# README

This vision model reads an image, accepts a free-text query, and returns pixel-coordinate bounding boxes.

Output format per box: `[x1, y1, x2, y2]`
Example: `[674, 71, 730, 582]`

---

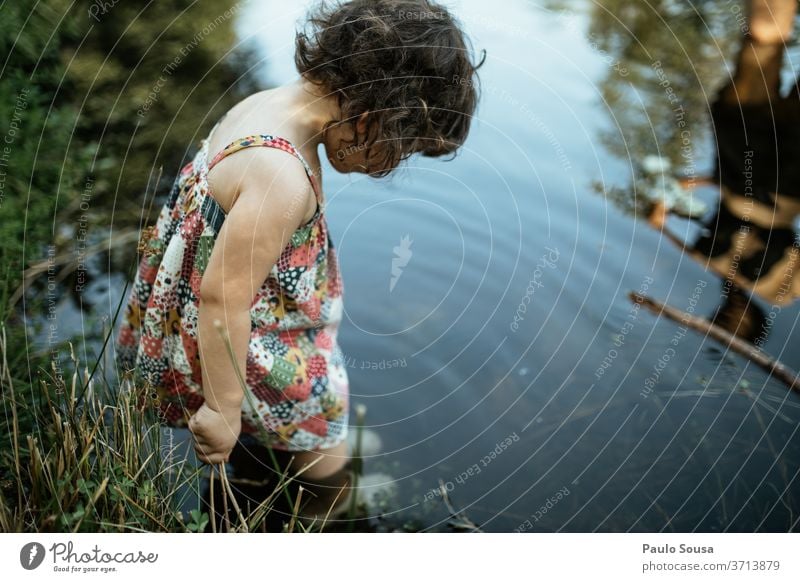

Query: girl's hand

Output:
[188, 402, 242, 465]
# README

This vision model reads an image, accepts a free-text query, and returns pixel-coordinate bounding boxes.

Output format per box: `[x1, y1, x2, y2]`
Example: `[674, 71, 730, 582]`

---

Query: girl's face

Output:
[322, 115, 396, 175]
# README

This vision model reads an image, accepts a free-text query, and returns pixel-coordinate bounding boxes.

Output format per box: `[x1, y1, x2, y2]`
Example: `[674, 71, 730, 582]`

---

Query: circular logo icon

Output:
[20, 542, 46, 570]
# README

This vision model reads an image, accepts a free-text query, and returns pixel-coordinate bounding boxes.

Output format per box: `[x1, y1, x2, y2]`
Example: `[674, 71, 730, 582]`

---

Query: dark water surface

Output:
[61, 0, 800, 531]
[232, 0, 800, 531]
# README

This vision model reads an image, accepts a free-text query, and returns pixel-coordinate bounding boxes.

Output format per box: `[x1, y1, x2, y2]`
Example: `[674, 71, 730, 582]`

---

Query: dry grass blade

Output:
[318, 483, 348, 533]
[288, 485, 304, 533]
[72, 476, 110, 532]
[438, 479, 483, 532]
[209, 467, 217, 534]
[218, 463, 248, 532]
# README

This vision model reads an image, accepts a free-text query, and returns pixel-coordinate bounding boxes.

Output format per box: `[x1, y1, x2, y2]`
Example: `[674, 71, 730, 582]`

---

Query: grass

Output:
[0, 0, 350, 534]
[0, 325, 195, 532]
[0, 194, 365, 533]
[0, 315, 335, 533]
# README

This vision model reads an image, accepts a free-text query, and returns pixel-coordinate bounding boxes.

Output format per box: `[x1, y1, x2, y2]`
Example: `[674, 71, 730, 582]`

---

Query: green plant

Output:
[0, 320, 308, 532]
[186, 509, 209, 532]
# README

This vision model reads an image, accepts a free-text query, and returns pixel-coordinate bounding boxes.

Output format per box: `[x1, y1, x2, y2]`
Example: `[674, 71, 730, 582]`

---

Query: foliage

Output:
[544, 0, 746, 215]
[0, 335, 198, 532]
[583, 0, 740, 166]
[0, 0, 264, 533]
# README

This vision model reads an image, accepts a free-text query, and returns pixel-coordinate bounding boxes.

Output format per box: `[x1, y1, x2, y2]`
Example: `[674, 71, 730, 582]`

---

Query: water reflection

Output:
[44, 0, 800, 532]
[647, 1, 800, 342]
[126, 0, 800, 533]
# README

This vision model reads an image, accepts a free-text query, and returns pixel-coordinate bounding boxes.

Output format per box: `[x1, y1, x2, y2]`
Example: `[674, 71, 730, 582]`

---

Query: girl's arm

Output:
[189, 154, 315, 464]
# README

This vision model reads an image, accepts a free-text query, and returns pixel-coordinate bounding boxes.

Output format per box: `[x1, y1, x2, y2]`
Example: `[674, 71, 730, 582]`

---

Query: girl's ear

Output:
[356, 111, 369, 137]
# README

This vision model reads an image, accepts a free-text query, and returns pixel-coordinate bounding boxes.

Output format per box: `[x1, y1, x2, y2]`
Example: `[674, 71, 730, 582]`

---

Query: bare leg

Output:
[720, 0, 797, 106]
[199, 435, 352, 532]
[286, 440, 349, 481]
[274, 440, 352, 522]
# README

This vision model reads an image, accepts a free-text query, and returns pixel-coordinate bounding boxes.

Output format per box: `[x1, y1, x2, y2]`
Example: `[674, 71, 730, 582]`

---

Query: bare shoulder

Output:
[199, 148, 316, 304]
[208, 145, 317, 225]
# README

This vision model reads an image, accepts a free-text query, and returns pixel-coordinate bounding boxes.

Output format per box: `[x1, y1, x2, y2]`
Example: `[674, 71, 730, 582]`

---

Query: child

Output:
[115, 0, 483, 483]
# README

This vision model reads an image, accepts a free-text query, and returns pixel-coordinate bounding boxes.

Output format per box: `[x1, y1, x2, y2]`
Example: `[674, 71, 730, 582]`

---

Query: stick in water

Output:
[630, 292, 800, 393]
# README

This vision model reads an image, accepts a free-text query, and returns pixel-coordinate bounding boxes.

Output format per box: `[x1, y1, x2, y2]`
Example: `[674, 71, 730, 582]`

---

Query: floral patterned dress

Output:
[114, 125, 349, 452]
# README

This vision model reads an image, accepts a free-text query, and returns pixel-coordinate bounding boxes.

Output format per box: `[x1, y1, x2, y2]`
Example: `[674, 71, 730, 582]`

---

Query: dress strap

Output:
[206, 134, 320, 201]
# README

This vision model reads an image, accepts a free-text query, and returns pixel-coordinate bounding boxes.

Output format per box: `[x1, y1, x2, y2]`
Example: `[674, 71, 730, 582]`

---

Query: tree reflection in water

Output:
[548, 0, 799, 344]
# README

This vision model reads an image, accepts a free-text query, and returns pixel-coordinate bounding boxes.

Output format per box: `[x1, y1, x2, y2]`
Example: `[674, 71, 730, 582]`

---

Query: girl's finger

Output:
[191, 435, 211, 448]
[197, 451, 227, 465]
[194, 442, 218, 457]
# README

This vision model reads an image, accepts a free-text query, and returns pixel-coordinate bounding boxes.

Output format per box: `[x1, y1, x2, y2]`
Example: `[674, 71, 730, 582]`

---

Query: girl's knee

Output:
[292, 440, 349, 482]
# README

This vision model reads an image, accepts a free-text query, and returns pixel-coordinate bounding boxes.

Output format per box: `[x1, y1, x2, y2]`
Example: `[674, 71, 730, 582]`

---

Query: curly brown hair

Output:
[295, 0, 485, 176]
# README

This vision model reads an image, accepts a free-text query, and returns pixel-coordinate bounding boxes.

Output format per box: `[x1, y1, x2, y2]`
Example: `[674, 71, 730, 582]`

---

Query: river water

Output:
[69, 0, 800, 531]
